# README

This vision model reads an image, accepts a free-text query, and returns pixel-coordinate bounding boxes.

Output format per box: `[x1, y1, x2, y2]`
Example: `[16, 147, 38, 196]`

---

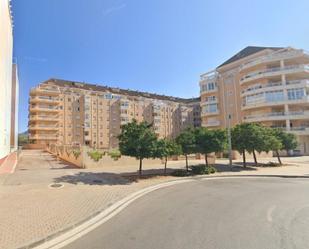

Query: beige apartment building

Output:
[200, 46, 309, 155]
[29, 79, 200, 149]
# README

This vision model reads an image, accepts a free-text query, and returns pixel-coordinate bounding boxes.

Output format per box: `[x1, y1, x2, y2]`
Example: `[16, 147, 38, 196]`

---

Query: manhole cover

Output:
[49, 183, 64, 189]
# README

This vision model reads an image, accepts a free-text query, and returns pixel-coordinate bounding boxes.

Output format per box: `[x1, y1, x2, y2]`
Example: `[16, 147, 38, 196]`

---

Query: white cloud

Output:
[103, 3, 126, 16]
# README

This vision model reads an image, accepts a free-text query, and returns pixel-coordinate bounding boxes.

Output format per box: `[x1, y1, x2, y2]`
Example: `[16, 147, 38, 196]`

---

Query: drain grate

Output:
[49, 183, 64, 189]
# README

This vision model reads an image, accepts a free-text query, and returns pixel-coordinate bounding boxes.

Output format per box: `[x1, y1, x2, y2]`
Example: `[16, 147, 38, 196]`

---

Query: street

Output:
[65, 177, 309, 249]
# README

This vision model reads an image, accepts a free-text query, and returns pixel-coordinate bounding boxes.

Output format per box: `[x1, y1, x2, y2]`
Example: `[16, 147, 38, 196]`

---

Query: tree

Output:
[195, 128, 226, 167]
[176, 128, 196, 171]
[18, 131, 29, 146]
[273, 129, 298, 155]
[155, 139, 182, 174]
[232, 124, 246, 167]
[261, 127, 283, 165]
[118, 119, 157, 176]
[231, 123, 265, 167]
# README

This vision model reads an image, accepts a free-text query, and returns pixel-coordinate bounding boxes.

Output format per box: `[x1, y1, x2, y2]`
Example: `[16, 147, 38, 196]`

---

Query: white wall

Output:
[0, 0, 13, 159]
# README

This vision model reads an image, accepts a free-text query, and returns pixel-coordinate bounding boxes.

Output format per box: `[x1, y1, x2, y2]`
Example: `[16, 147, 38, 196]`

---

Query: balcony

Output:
[30, 96, 60, 104]
[242, 95, 309, 110]
[204, 120, 221, 127]
[30, 105, 59, 113]
[29, 125, 59, 131]
[240, 50, 306, 71]
[241, 79, 309, 97]
[243, 110, 309, 122]
[200, 70, 218, 81]
[30, 87, 60, 96]
[201, 110, 220, 117]
[240, 64, 309, 84]
[289, 127, 309, 135]
[29, 115, 59, 122]
[29, 134, 58, 140]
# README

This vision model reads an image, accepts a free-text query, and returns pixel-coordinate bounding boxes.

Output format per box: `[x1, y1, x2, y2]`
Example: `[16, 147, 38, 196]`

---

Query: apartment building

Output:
[200, 46, 309, 155]
[29, 79, 200, 149]
[0, 0, 14, 161]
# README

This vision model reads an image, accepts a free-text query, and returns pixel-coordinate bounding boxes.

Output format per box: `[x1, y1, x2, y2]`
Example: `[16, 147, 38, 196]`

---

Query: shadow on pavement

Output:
[53, 172, 133, 186]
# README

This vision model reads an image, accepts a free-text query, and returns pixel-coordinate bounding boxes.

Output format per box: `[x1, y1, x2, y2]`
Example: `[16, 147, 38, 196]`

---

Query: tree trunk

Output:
[242, 149, 247, 168]
[205, 154, 209, 167]
[164, 156, 167, 174]
[185, 154, 189, 172]
[276, 150, 282, 165]
[252, 150, 258, 166]
[139, 158, 143, 177]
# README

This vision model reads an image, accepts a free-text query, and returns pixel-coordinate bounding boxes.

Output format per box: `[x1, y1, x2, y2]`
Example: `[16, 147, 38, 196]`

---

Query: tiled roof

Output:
[42, 78, 200, 104]
[217, 46, 283, 68]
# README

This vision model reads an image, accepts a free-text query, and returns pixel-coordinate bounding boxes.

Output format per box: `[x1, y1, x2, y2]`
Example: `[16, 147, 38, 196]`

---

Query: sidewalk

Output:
[0, 150, 309, 249]
[0, 151, 18, 175]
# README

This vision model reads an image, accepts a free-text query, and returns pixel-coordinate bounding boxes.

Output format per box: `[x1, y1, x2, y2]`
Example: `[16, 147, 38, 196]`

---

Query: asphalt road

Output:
[64, 177, 309, 249]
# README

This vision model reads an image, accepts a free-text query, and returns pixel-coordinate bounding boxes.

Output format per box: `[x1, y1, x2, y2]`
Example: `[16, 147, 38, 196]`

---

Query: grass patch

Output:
[87, 150, 104, 162]
[108, 149, 121, 160]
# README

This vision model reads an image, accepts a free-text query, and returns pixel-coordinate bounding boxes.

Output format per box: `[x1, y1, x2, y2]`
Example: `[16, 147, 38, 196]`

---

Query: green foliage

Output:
[118, 119, 158, 175]
[232, 123, 265, 154]
[190, 164, 216, 175]
[171, 169, 190, 177]
[273, 129, 298, 153]
[118, 119, 157, 160]
[263, 161, 281, 167]
[175, 127, 196, 155]
[18, 132, 29, 146]
[194, 127, 226, 166]
[260, 127, 282, 153]
[195, 128, 227, 154]
[73, 150, 81, 159]
[176, 127, 196, 171]
[87, 150, 104, 162]
[108, 149, 121, 160]
[154, 139, 182, 159]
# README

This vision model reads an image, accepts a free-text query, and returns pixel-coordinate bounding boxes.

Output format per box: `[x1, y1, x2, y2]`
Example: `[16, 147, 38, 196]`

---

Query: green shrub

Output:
[73, 150, 81, 159]
[108, 149, 121, 160]
[87, 150, 104, 162]
[190, 164, 217, 175]
[264, 161, 281, 167]
[208, 165, 217, 174]
[171, 169, 190, 177]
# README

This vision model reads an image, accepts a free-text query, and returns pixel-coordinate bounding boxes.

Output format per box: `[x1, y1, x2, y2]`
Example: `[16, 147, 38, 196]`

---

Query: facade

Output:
[200, 46, 309, 155]
[29, 79, 200, 149]
[10, 63, 19, 150]
[0, 0, 14, 160]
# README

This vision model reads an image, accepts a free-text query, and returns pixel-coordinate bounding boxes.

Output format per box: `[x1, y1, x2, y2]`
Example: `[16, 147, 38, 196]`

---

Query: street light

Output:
[227, 114, 233, 169]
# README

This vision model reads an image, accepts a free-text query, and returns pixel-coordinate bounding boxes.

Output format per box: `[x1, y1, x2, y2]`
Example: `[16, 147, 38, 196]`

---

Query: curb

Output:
[20, 174, 308, 249]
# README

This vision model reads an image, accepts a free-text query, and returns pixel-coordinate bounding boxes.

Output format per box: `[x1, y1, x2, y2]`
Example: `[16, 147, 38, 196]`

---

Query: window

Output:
[201, 82, 217, 92]
[265, 90, 284, 102]
[208, 82, 215, 90]
[288, 88, 304, 100]
[203, 103, 218, 113]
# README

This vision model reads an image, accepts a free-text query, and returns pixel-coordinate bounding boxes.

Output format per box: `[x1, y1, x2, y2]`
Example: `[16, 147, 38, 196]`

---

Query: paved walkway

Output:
[0, 150, 309, 249]
[0, 151, 18, 175]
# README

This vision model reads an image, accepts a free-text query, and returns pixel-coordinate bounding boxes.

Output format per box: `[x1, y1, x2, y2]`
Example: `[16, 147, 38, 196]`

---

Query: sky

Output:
[12, 0, 309, 132]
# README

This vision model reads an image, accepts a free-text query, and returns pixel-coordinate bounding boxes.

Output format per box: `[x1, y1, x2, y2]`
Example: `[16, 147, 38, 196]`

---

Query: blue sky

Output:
[12, 0, 309, 132]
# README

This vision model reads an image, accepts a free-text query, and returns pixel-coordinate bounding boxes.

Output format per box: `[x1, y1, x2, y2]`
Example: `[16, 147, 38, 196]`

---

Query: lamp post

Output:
[227, 114, 233, 169]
